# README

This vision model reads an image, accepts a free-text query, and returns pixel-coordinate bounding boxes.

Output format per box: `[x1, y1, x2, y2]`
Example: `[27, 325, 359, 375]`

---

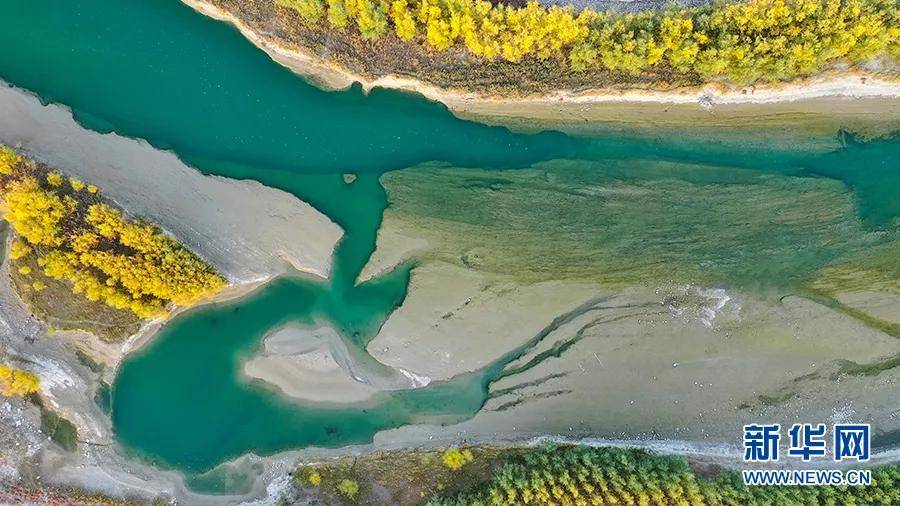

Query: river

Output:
[1, 0, 898, 484]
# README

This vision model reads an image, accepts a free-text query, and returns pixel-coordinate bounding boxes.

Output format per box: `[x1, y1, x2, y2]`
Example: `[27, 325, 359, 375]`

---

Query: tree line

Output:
[428, 445, 899, 505]
[0, 146, 225, 319]
[275, 0, 899, 83]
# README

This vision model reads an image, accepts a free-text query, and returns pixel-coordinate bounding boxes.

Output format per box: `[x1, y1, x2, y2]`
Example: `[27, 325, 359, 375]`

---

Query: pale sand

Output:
[836, 291, 900, 325]
[115, 277, 271, 373]
[454, 95, 900, 152]
[243, 324, 379, 403]
[0, 82, 342, 284]
[360, 217, 606, 381]
[360, 168, 899, 447]
[183, 0, 900, 137]
[0, 81, 345, 502]
[374, 285, 900, 449]
[357, 227, 429, 284]
[367, 261, 602, 381]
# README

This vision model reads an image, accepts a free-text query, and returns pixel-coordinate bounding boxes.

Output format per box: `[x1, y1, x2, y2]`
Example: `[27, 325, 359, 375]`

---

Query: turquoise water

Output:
[1, 0, 898, 478]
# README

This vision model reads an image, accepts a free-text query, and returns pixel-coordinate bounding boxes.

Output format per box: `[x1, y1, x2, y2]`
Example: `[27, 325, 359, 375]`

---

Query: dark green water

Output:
[1, 0, 898, 479]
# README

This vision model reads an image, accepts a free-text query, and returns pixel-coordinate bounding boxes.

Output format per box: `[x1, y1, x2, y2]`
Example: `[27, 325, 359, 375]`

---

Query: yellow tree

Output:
[391, 0, 418, 41]
[327, 0, 351, 28]
[0, 364, 40, 397]
[0, 146, 21, 175]
[421, 0, 455, 51]
[2, 177, 75, 247]
[9, 240, 32, 260]
[277, 0, 326, 23]
[350, 0, 389, 39]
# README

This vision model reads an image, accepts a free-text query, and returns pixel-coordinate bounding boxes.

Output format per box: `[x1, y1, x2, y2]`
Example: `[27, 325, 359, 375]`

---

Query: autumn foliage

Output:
[443, 448, 474, 470]
[0, 146, 225, 319]
[0, 364, 40, 397]
[274, 0, 899, 84]
[429, 445, 900, 505]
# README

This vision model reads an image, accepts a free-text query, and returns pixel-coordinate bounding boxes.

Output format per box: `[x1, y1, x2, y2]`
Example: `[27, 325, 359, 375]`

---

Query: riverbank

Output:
[287, 443, 900, 505]
[0, 2, 897, 502]
[242, 324, 381, 403]
[0, 82, 343, 286]
[0, 81, 344, 503]
[357, 160, 900, 447]
[182, 0, 900, 139]
[0, 78, 351, 370]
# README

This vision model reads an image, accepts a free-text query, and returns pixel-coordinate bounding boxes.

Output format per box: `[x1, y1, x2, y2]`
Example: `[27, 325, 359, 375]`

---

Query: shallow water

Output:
[1, 0, 898, 480]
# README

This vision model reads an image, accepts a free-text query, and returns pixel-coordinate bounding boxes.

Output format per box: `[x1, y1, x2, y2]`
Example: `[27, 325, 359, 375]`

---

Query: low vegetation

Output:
[10, 249, 144, 340]
[0, 146, 225, 323]
[289, 444, 898, 505]
[0, 483, 147, 506]
[273, 0, 899, 85]
[291, 446, 515, 504]
[31, 394, 79, 452]
[1, 359, 77, 452]
[429, 445, 899, 505]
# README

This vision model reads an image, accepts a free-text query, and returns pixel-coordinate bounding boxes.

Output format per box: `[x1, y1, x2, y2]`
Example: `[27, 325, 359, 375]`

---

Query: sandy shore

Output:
[243, 324, 380, 403]
[0, 232, 284, 505]
[0, 79, 343, 373]
[4, 240, 898, 505]
[357, 161, 900, 455]
[365, 257, 900, 450]
[367, 261, 603, 381]
[0, 81, 343, 503]
[0, 82, 342, 285]
[118, 276, 273, 372]
[0, 4, 897, 500]
[182, 0, 900, 139]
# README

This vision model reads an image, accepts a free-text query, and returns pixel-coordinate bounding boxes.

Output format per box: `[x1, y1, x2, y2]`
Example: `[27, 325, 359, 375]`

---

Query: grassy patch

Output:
[74, 348, 106, 374]
[292, 446, 516, 505]
[803, 289, 900, 339]
[31, 394, 79, 452]
[378, 162, 881, 290]
[836, 353, 900, 378]
[10, 249, 142, 342]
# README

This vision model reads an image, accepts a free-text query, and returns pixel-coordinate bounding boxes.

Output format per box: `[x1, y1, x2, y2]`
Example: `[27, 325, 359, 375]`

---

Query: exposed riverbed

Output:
[0, 0, 898, 501]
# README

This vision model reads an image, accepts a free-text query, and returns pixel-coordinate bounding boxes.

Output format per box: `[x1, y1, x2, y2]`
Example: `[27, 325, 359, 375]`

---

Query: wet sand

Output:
[1, 8, 898, 499]
[0, 82, 342, 285]
[368, 261, 602, 381]
[363, 255, 900, 453]
[0, 82, 343, 503]
[357, 162, 900, 456]
[243, 325, 380, 403]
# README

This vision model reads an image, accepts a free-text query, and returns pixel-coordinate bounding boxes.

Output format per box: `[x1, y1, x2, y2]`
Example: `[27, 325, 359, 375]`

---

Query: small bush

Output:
[442, 448, 473, 470]
[337, 479, 359, 499]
